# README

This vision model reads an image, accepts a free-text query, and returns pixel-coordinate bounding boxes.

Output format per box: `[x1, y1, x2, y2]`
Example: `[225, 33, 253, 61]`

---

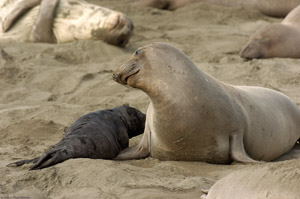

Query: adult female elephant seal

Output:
[7, 105, 145, 170]
[240, 4, 300, 59]
[201, 159, 300, 199]
[112, 42, 300, 163]
[133, 0, 300, 17]
[0, 0, 134, 46]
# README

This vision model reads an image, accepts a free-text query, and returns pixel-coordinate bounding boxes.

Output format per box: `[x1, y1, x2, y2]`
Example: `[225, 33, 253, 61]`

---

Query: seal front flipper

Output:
[114, 143, 149, 160]
[32, 0, 59, 43]
[115, 126, 150, 160]
[7, 157, 40, 167]
[2, 0, 41, 32]
[229, 134, 258, 163]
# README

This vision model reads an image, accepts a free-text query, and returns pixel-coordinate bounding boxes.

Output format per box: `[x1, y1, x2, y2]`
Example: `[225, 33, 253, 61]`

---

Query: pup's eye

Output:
[135, 49, 142, 55]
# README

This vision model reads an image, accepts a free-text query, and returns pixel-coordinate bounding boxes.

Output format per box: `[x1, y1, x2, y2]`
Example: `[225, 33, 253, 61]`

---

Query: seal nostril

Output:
[112, 73, 119, 81]
[118, 39, 125, 46]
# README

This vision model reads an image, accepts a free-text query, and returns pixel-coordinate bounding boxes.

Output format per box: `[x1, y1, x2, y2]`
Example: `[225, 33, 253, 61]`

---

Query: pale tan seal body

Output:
[133, 0, 300, 17]
[240, 4, 300, 59]
[201, 160, 300, 199]
[112, 42, 300, 163]
[0, 0, 134, 46]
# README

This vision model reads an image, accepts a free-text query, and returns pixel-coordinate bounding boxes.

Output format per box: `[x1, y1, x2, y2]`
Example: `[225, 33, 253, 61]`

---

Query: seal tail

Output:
[29, 146, 71, 170]
[7, 157, 40, 167]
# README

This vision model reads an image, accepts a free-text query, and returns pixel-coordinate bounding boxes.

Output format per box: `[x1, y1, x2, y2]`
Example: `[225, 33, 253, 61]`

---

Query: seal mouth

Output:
[240, 41, 264, 60]
[104, 14, 134, 47]
[124, 69, 140, 84]
[113, 67, 140, 85]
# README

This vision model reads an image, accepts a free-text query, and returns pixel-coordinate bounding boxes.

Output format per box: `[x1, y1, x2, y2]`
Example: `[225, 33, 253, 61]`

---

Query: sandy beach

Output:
[1, 0, 300, 198]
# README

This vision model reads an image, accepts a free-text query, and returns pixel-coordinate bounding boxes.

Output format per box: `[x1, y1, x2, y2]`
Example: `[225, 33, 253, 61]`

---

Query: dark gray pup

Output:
[7, 105, 145, 170]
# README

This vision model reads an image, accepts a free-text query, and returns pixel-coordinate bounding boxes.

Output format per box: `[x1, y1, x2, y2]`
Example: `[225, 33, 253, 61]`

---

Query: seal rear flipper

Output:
[30, 147, 70, 170]
[32, 0, 59, 43]
[2, 0, 41, 32]
[7, 157, 40, 167]
[229, 134, 258, 163]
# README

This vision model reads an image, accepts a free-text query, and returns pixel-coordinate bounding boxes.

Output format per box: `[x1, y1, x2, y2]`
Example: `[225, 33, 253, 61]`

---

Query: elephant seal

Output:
[201, 159, 300, 199]
[240, 4, 300, 59]
[0, 0, 134, 46]
[133, 0, 300, 17]
[112, 42, 300, 163]
[7, 105, 145, 170]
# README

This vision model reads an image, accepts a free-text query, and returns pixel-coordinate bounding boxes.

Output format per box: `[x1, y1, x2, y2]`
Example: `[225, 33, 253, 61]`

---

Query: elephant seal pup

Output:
[201, 160, 300, 199]
[133, 0, 300, 17]
[0, 0, 134, 46]
[240, 4, 300, 59]
[112, 42, 300, 163]
[7, 105, 145, 170]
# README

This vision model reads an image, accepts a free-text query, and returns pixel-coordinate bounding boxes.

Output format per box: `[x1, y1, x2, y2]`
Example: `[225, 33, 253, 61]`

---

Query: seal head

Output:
[113, 48, 145, 86]
[240, 23, 300, 59]
[92, 13, 134, 47]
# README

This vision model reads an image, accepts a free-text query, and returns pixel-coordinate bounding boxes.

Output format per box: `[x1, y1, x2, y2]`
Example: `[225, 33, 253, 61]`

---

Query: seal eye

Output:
[135, 49, 142, 55]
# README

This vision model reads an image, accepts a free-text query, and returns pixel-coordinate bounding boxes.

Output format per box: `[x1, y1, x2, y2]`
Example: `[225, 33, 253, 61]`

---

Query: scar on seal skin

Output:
[0, 0, 134, 46]
[7, 105, 145, 170]
[112, 42, 300, 163]
[240, 4, 300, 59]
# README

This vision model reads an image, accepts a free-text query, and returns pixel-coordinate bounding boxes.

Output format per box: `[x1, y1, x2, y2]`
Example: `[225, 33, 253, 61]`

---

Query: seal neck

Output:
[144, 66, 223, 111]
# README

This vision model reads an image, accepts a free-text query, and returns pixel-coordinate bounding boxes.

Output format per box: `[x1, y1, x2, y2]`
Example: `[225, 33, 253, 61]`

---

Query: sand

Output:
[1, 0, 300, 198]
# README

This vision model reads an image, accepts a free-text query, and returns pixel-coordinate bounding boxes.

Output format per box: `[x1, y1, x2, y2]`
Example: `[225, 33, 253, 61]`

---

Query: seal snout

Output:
[112, 66, 128, 85]
[240, 42, 263, 60]
[104, 13, 134, 47]
[112, 72, 122, 83]
[113, 61, 139, 85]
